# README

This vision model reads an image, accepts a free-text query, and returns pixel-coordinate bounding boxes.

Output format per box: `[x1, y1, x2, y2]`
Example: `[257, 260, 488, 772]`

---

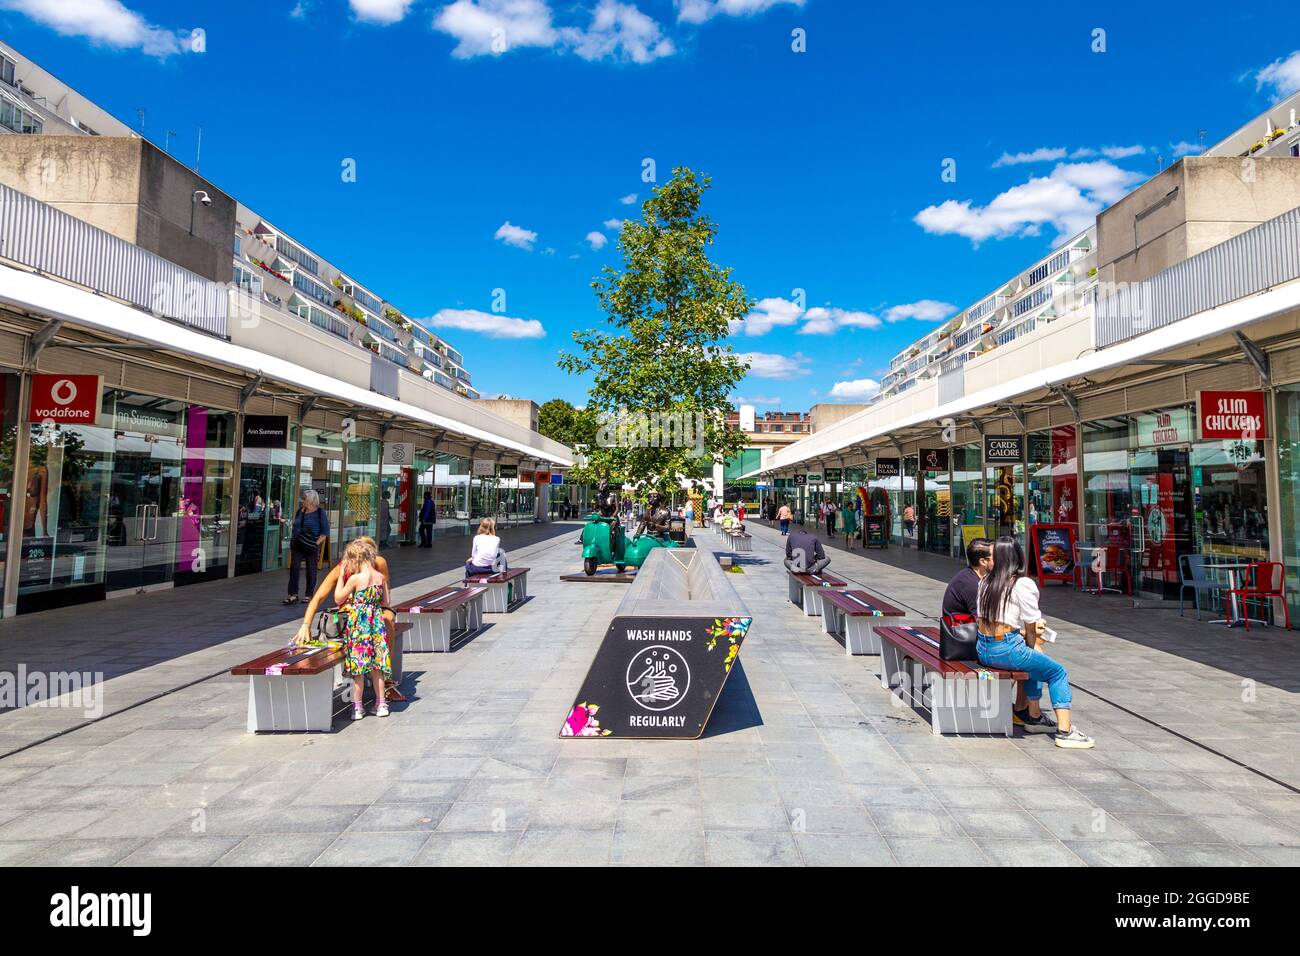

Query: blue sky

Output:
[3, 0, 1300, 408]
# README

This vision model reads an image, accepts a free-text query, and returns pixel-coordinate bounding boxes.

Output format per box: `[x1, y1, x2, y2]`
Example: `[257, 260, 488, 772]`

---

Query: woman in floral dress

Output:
[334, 538, 392, 720]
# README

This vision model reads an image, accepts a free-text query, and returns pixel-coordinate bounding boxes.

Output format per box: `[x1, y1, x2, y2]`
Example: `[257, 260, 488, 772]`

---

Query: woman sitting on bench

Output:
[977, 536, 1095, 750]
[465, 517, 504, 576]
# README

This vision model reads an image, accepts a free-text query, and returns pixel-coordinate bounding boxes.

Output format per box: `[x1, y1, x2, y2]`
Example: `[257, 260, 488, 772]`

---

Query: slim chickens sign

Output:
[27, 374, 102, 425]
[1197, 391, 1267, 441]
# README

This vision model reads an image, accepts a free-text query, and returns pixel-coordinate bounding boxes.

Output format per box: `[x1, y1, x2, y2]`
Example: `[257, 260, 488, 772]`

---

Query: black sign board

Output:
[497, 464, 518, 479]
[242, 415, 290, 449]
[793, 474, 807, 486]
[874, 457, 901, 478]
[823, 467, 843, 482]
[559, 615, 752, 739]
[1028, 433, 1052, 462]
[864, 514, 889, 548]
[983, 434, 1025, 464]
[918, 447, 949, 471]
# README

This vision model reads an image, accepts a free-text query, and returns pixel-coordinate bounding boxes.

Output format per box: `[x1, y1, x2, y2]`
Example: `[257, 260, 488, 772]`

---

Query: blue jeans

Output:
[977, 630, 1072, 710]
[779, 519, 790, 535]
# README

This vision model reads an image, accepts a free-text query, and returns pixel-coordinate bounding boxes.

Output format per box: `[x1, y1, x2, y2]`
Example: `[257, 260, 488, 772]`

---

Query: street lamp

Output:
[189, 189, 211, 236]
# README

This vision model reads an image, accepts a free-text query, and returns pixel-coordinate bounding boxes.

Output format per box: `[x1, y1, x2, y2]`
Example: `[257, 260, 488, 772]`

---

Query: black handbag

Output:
[293, 509, 323, 555]
[939, 612, 979, 661]
[312, 606, 345, 642]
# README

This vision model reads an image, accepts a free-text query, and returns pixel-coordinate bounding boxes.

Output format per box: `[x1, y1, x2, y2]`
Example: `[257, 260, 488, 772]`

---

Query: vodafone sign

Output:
[1197, 390, 1268, 441]
[28, 374, 103, 425]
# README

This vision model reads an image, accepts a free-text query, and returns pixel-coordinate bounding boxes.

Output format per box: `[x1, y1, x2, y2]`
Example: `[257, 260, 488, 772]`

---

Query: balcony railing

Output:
[1095, 205, 1300, 348]
[0, 182, 229, 336]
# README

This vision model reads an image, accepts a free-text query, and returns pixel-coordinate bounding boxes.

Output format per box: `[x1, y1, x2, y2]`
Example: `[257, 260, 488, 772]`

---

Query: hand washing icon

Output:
[626, 646, 689, 711]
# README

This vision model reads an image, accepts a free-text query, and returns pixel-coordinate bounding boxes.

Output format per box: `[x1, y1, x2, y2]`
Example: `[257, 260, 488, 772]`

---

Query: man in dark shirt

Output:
[786, 526, 829, 574]
[942, 537, 993, 618]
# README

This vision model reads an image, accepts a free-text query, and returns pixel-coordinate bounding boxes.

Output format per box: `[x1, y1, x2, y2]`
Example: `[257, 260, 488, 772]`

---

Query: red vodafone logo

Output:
[28, 374, 102, 425]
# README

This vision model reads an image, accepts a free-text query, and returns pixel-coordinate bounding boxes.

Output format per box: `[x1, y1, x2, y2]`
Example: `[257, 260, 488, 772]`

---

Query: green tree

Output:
[537, 398, 600, 484]
[558, 167, 750, 500]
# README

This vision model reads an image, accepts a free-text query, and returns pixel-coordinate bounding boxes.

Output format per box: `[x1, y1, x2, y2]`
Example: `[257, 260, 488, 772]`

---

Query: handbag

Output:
[939, 612, 979, 661]
[293, 509, 323, 555]
[312, 605, 345, 642]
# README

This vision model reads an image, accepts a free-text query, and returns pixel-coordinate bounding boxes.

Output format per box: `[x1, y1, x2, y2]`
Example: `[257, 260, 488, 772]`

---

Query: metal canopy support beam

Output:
[1234, 331, 1270, 384]
[1002, 404, 1027, 430]
[298, 396, 318, 421]
[25, 319, 64, 366]
[239, 372, 264, 409]
[1053, 385, 1081, 421]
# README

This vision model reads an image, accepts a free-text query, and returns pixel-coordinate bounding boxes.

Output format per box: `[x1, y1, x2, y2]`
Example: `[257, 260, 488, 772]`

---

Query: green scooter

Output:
[578, 485, 678, 576]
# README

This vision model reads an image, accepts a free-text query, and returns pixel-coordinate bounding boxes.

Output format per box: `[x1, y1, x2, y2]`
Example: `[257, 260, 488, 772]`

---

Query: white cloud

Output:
[914, 160, 1144, 244]
[585, 230, 608, 250]
[829, 378, 881, 401]
[426, 308, 545, 339]
[740, 297, 804, 336]
[993, 147, 1067, 167]
[732, 394, 782, 405]
[603, 218, 625, 229]
[619, 193, 638, 204]
[494, 220, 538, 250]
[1100, 144, 1146, 160]
[799, 306, 881, 335]
[883, 299, 957, 323]
[349, 0, 415, 24]
[561, 0, 674, 64]
[677, 0, 804, 24]
[289, 2, 310, 18]
[739, 351, 811, 379]
[1170, 140, 1201, 158]
[433, 0, 558, 58]
[1256, 50, 1300, 102]
[0, 0, 190, 56]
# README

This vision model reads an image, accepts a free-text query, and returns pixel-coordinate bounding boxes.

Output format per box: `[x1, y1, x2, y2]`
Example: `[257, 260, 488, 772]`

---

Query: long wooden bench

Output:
[786, 569, 848, 616]
[726, 529, 752, 552]
[394, 584, 487, 652]
[232, 621, 412, 733]
[820, 589, 908, 655]
[875, 625, 1028, 737]
[463, 567, 529, 613]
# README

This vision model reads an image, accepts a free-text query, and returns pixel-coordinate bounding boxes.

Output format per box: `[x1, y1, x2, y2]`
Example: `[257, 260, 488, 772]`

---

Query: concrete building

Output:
[0, 40, 568, 618]
[748, 89, 1300, 622]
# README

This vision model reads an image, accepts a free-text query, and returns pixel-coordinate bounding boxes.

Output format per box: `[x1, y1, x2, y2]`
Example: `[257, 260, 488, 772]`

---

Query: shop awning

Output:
[0, 264, 573, 468]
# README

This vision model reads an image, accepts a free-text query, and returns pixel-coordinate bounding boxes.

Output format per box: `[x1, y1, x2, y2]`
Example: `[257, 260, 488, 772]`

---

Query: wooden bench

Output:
[464, 567, 529, 613]
[727, 529, 752, 553]
[232, 621, 413, 733]
[394, 585, 487, 652]
[820, 589, 908, 655]
[875, 625, 1027, 737]
[786, 570, 848, 616]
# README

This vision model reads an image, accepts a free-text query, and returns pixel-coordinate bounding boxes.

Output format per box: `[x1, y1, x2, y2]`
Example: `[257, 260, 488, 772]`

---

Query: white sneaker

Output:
[351, 705, 365, 721]
[374, 702, 390, 718]
[1054, 726, 1095, 749]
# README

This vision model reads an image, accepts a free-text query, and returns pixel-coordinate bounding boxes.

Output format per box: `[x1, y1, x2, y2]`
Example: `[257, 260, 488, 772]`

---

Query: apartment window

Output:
[1012, 285, 1052, 317]
[0, 98, 42, 134]
[292, 271, 333, 306]
[1292, 140, 1300, 158]
[1, 55, 14, 87]
[275, 236, 320, 276]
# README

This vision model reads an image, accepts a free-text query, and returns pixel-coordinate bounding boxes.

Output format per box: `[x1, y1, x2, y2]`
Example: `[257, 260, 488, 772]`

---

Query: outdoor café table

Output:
[1204, 559, 1263, 628]
[1074, 543, 1125, 595]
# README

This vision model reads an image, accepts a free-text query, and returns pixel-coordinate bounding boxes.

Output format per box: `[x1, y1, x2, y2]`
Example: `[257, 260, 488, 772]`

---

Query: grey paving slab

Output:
[0, 520, 1295, 866]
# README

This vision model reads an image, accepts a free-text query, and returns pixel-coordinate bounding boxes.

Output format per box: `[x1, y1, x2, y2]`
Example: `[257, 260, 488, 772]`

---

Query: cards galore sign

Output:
[1197, 390, 1267, 441]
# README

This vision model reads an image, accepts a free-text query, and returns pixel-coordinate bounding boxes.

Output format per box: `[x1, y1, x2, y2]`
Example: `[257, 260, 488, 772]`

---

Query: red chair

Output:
[1225, 562, 1290, 631]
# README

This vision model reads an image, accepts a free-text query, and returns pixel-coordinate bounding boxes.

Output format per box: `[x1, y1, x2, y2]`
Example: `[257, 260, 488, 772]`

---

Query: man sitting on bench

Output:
[943, 537, 992, 619]
[785, 525, 830, 575]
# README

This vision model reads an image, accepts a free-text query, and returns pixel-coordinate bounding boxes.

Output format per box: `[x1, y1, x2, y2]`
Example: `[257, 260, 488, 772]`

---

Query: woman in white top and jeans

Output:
[465, 517, 503, 576]
[977, 536, 1094, 749]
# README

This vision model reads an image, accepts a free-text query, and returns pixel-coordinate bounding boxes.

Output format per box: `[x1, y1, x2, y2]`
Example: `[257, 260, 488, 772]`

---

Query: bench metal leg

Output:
[788, 576, 802, 607]
[928, 676, 1014, 737]
[844, 618, 881, 656]
[879, 641, 904, 690]
[246, 670, 338, 732]
[802, 585, 820, 617]
[406, 614, 452, 653]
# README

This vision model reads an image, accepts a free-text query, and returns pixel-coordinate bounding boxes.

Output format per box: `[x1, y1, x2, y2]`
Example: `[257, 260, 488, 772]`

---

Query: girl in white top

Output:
[465, 517, 503, 575]
[976, 535, 1094, 749]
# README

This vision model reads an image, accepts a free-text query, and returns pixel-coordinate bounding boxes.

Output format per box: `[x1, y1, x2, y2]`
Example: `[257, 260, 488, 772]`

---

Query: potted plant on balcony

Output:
[332, 276, 344, 290]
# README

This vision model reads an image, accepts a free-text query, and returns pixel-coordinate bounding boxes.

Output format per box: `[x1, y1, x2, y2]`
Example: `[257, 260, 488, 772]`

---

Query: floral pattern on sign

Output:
[561, 702, 612, 737]
[706, 617, 751, 673]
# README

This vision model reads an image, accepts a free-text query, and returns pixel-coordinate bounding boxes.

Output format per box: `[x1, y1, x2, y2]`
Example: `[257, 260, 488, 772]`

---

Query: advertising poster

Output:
[1031, 523, 1076, 586]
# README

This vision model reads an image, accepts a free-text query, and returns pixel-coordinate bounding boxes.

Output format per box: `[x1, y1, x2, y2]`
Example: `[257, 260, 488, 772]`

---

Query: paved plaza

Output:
[1, 520, 1299, 866]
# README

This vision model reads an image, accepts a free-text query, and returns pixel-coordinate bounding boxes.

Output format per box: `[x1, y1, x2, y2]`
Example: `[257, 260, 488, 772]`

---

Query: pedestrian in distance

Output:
[777, 501, 793, 536]
[285, 489, 329, 605]
[418, 490, 436, 548]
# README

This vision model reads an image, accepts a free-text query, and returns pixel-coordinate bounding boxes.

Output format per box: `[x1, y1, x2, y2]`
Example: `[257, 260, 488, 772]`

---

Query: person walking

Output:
[777, 501, 793, 536]
[418, 490, 436, 548]
[840, 500, 857, 551]
[977, 536, 1095, 749]
[285, 489, 329, 605]
[825, 501, 837, 537]
[903, 503, 915, 538]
